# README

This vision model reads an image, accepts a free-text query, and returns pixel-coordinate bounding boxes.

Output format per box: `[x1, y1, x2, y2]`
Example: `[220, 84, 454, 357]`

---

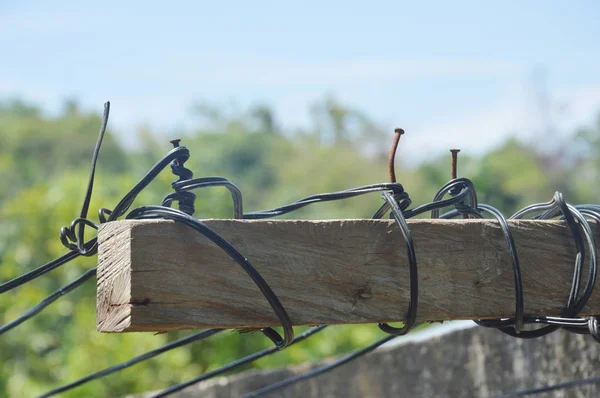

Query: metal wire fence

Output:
[2, 102, 600, 397]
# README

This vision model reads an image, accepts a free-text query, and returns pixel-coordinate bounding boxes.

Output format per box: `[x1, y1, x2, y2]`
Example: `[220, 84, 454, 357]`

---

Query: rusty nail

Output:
[450, 149, 460, 180]
[388, 128, 405, 183]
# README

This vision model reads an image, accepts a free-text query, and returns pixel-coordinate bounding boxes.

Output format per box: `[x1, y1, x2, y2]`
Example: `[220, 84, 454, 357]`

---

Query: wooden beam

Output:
[96, 219, 600, 333]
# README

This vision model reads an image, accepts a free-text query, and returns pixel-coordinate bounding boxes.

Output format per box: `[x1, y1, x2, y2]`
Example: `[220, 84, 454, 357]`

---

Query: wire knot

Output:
[59, 218, 98, 256]
[164, 140, 196, 216]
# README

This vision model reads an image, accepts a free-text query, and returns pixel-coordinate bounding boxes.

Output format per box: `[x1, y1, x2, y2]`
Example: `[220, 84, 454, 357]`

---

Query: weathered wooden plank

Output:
[96, 219, 600, 333]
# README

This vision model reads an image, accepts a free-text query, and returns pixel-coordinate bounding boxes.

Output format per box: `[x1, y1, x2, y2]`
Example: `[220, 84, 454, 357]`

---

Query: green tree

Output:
[0, 97, 596, 397]
[0, 99, 127, 202]
[572, 113, 600, 202]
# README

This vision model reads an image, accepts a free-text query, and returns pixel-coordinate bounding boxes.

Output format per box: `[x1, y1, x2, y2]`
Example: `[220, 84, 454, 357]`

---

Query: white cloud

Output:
[406, 84, 600, 164]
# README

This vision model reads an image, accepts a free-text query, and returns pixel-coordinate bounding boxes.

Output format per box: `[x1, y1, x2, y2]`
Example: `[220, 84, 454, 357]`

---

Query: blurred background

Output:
[1, 1, 600, 396]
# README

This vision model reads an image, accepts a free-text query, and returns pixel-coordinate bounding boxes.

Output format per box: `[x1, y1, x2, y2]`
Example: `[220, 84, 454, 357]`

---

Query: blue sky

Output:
[2, 1, 600, 162]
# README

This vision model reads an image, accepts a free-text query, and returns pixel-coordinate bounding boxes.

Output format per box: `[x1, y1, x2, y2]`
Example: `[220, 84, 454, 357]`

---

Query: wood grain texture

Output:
[96, 219, 600, 333]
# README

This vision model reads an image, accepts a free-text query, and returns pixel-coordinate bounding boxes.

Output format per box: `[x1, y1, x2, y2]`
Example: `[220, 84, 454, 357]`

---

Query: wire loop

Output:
[165, 143, 196, 216]
[376, 191, 418, 336]
[2, 104, 600, 397]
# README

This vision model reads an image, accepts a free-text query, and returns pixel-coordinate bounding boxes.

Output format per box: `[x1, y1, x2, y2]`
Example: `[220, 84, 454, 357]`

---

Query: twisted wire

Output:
[241, 177, 600, 397]
[163, 140, 196, 216]
[0, 103, 599, 397]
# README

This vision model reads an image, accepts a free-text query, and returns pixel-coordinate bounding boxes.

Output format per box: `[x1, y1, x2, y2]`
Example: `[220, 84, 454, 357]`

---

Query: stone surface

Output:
[137, 322, 600, 397]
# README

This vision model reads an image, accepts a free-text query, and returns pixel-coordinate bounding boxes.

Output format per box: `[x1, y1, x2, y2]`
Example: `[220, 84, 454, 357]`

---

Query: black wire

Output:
[0, 101, 111, 294]
[429, 178, 479, 219]
[77, 102, 110, 252]
[236, 179, 478, 397]
[38, 328, 223, 397]
[426, 182, 600, 341]
[1, 103, 111, 294]
[377, 191, 418, 335]
[79, 102, 110, 222]
[0, 104, 337, 396]
[0, 147, 198, 329]
[494, 375, 600, 397]
[473, 204, 524, 333]
[2, 108, 295, 395]
[3, 101, 600, 397]
[47, 180, 414, 395]
[0, 250, 80, 294]
[243, 183, 407, 219]
[242, 334, 397, 398]
[150, 326, 327, 398]
[125, 205, 294, 349]
[476, 193, 599, 339]
[237, 178, 600, 397]
[108, 146, 189, 222]
[9, 170, 600, 397]
[58, 102, 110, 256]
[167, 177, 244, 218]
[0, 269, 96, 335]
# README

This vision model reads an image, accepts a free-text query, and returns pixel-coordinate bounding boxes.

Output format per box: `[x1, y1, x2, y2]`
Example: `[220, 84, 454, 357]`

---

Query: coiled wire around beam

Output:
[0, 103, 598, 398]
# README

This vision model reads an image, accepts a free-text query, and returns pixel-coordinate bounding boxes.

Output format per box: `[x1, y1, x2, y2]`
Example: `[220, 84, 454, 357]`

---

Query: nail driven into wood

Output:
[388, 128, 405, 183]
[449, 149, 469, 219]
[450, 149, 460, 180]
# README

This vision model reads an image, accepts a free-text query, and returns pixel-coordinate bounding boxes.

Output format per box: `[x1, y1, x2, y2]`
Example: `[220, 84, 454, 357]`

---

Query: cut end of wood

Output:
[97, 221, 133, 332]
[97, 303, 132, 332]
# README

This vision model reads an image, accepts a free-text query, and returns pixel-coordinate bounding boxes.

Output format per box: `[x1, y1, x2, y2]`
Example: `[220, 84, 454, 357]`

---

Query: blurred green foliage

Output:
[0, 97, 599, 397]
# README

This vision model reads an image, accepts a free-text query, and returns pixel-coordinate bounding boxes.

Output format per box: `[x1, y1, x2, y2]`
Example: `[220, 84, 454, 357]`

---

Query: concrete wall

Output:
[142, 322, 600, 397]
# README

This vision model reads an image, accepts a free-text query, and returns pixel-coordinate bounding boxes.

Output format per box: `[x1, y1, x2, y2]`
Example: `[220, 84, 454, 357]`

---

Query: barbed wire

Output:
[1, 102, 599, 397]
